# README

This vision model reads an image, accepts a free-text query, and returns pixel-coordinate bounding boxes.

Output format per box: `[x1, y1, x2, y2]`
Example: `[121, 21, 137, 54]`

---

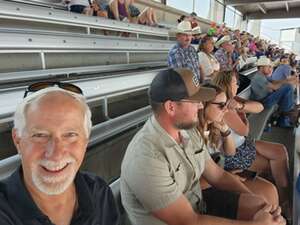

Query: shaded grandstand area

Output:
[0, 0, 299, 224]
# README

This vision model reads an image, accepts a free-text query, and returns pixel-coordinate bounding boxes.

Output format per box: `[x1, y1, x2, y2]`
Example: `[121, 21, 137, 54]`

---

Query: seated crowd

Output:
[63, 0, 158, 27]
[0, 6, 299, 225]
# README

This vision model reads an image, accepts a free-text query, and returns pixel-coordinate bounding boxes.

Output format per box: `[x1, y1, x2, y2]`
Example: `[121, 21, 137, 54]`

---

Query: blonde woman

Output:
[213, 71, 290, 216]
[197, 83, 279, 207]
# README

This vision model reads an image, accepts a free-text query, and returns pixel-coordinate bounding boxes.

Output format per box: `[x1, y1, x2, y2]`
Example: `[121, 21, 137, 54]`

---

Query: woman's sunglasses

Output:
[23, 81, 83, 98]
[210, 102, 227, 110]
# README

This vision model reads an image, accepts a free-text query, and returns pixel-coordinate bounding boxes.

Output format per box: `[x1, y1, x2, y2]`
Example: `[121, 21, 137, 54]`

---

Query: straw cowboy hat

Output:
[257, 56, 274, 67]
[215, 35, 235, 48]
[169, 20, 201, 36]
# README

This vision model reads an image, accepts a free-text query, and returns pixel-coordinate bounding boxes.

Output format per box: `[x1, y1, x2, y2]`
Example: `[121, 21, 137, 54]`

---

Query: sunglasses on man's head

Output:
[210, 101, 227, 110]
[23, 81, 83, 98]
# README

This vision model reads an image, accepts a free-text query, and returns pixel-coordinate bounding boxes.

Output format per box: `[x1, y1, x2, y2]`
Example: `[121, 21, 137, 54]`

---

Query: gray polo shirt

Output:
[120, 116, 210, 225]
[250, 71, 270, 101]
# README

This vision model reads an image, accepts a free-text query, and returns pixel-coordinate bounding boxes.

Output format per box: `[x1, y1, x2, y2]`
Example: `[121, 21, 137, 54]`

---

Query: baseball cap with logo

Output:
[148, 68, 216, 103]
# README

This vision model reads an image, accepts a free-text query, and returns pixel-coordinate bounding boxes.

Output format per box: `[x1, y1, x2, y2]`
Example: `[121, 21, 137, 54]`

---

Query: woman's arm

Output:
[234, 96, 264, 114]
[213, 121, 236, 156]
[224, 109, 249, 136]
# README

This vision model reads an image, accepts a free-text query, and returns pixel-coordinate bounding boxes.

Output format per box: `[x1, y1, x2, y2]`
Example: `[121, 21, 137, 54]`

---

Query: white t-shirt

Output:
[198, 51, 220, 81]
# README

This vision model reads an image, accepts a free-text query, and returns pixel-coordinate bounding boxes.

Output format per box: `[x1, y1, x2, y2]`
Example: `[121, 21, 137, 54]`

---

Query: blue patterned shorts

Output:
[224, 138, 256, 171]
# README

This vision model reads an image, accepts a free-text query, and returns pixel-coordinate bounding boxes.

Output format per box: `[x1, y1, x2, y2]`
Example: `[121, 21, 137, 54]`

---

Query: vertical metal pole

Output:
[297, 75, 300, 105]
[223, 5, 226, 23]
[40, 51, 46, 70]
[101, 97, 110, 120]
[126, 52, 130, 64]
[193, 0, 195, 12]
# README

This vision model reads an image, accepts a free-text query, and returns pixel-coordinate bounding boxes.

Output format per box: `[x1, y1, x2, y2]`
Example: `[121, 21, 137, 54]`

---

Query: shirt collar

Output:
[176, 42, 191, 51]
[5, 167, 44, 221]
[5, 167, 94, 221]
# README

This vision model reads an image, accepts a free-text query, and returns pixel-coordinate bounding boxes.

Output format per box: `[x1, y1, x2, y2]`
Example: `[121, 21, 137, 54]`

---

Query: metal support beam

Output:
[286, 1, 290, 12]
[246, 6, 300, 19]
[258, 4, 267, 14]
[225, 0, 296, 6]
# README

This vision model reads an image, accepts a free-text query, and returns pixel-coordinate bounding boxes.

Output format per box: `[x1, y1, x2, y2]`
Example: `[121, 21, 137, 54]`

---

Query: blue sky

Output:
[260, 19, 300, 43]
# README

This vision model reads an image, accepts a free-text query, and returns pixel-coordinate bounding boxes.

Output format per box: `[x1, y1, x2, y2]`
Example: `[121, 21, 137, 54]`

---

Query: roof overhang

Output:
[225, 0, 300, 20]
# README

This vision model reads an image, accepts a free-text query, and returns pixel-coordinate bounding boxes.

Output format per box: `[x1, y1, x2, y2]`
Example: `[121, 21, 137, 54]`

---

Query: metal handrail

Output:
[0, 61, 167, 83]
[0, 28, 173, 50]
[0, 69, 160, 123]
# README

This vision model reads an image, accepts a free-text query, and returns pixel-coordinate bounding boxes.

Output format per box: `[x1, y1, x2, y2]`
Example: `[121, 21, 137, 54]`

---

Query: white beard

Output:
[31, 157, 77, 195]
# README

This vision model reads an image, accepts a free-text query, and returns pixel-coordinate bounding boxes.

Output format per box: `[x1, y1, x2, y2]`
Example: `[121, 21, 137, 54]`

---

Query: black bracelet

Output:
[221, 129, 231, 137]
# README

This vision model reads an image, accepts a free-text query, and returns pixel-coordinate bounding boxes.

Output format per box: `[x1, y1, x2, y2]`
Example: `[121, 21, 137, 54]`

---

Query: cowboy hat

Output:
[169, 20, 200, 36]
[257, 56, 273, 67]
[215, 35, 235, 48]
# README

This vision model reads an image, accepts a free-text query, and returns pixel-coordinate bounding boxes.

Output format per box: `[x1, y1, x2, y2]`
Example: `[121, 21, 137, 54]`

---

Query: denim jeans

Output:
[262, 84, 294, 112]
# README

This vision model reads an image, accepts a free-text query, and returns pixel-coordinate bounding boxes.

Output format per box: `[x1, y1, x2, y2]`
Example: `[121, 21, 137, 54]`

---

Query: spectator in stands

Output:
[92, 0, 110, 17]
[236, 47, 247, 71]
[127, 1, 158, 26]
[197, 35, 220, 82]
[108, 0, 130, 21]
[197, 83, 279, 207]
[177, 15, 186, 23]
[189, 12, 199, 29]
[64, 0, 94, 16]
[213, 71, 291, 212]
[250, 57, 297, 127]
[168, 21, 202, 83]
[214, 35, 238, 72]
[0, 83, 119, 225]
[191, 26, 202, 45]
[233, 29, 242, 48]
[271, 55, 292, 81]
[120, 68, 286, 225]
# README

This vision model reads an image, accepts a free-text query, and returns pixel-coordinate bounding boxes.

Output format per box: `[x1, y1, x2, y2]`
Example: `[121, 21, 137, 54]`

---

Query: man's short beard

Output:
[174, 120, 198, 130]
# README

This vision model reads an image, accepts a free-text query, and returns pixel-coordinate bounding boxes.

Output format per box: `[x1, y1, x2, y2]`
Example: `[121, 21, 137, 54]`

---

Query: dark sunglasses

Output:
[210, 101, 227, 110]
[23, 81, 83, 98]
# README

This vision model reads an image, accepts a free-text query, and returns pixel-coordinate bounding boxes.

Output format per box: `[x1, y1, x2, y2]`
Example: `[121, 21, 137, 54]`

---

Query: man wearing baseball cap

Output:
[250, 56, 297, 127]
[120, 68, 285, 225]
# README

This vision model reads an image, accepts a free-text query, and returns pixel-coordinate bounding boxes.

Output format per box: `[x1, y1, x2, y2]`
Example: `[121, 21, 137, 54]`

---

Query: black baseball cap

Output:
[148, 68, 216, 103]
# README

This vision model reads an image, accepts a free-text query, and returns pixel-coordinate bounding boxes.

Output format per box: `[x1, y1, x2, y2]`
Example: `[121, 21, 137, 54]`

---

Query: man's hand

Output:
[229, 169, 246, 182]
[253, 204, 286, 225]
[287, 75, 298, 85]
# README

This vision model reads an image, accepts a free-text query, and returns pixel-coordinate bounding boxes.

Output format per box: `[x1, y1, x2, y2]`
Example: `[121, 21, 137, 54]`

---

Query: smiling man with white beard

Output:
[0, 83, 119, 225]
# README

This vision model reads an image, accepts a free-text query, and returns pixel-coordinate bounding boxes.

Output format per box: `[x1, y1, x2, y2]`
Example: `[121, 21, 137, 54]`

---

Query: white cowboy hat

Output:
[215, 35, 235, 48]
[257, 56, 273, 67]
[192, 26, 202, 35]
[169, 20, 200, 36]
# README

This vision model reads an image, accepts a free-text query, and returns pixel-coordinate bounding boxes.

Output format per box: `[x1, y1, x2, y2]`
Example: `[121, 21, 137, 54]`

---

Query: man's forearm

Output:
[193, 214, 258, 225]
[211, 171, 251, 194]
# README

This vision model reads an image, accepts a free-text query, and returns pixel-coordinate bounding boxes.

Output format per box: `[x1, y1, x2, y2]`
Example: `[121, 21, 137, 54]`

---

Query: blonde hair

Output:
[197, 83, 225, 150]
[212, 71, 237, 99]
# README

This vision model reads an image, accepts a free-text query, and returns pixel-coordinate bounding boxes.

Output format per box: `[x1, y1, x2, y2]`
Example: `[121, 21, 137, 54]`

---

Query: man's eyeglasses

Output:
[24, 81, 83, 98]
[210, 101, 227, 110]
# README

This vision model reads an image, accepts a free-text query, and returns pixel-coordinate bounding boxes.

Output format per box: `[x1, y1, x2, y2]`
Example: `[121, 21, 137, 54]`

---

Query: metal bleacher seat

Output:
[237, 80, 276, 140]
[0, 0, 170, 39]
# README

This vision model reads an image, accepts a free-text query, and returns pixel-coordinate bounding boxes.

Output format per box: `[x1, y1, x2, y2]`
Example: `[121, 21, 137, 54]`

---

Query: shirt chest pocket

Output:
[171, 161, 188, 192]
[192, 150, 206, 175]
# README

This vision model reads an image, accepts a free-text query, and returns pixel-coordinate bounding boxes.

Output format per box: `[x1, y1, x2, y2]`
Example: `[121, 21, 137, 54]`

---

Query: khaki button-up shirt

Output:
[120, 116, 210, 225]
